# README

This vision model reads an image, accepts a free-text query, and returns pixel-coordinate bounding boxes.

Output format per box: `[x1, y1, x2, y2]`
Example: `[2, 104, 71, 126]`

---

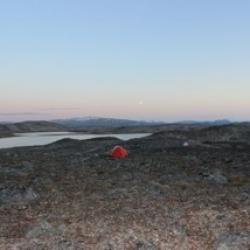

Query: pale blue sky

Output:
[1, 0, 250, 121]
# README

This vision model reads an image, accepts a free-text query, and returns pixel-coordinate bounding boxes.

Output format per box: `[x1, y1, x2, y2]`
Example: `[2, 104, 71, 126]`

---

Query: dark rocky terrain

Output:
[0, 124, 250, 249]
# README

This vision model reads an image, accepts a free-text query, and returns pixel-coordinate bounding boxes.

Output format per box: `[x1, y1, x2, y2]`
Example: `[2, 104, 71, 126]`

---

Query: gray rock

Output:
[26, 220, 55, 239]
[55, 240, 84, 250]
[134, 241, 157, 250]
[215, 231, 250, 250]
[22, 161, 34, 170]
[24, 187, 38, 200]
[0, 187, 38, 203]
[206, 169, 228, 184]
[0, 161, 33, 176]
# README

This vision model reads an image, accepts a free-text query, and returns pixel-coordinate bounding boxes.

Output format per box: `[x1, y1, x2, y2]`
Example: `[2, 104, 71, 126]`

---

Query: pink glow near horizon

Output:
[1, 99, 250, 122]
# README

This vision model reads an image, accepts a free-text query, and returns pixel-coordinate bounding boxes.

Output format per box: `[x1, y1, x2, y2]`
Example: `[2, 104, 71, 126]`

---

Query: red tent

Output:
[110, 145, 128, 158]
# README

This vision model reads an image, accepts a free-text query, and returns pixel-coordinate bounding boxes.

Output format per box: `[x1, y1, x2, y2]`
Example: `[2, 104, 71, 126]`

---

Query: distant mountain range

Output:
[53, 117, 232, 128]
[53, 117, 163, 128]
[0, 117, 234, 138]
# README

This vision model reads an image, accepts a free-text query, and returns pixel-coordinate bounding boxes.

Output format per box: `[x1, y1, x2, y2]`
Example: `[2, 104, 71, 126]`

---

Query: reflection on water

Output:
[0, 132, 150, 149]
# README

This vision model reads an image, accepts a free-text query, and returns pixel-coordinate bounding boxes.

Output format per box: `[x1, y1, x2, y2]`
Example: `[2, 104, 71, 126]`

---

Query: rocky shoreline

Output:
[0, 125, 250, 249]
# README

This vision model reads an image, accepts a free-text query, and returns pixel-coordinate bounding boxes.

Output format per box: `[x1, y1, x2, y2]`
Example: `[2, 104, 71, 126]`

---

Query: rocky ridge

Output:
[0, 125, 249, 249]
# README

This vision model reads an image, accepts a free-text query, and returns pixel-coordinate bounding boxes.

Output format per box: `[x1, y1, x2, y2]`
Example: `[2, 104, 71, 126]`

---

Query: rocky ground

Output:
[0, 125, 250, 249]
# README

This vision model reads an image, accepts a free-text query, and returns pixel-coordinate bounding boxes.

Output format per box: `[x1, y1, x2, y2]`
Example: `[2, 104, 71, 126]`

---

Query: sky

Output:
[0, 0, 250, 122]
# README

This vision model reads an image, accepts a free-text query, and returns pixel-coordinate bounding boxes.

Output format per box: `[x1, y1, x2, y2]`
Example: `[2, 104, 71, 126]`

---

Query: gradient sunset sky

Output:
[1, 0, 250, 122]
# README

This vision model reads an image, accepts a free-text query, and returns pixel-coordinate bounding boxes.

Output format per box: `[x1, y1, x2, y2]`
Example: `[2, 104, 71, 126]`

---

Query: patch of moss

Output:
[228, 175, 249, 186]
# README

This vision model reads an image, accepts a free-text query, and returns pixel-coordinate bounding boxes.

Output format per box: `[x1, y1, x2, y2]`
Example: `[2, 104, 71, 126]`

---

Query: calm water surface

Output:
[0, 132, 150, 149]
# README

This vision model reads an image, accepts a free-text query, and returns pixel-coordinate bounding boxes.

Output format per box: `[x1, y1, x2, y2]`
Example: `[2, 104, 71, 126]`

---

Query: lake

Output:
[0, 132, 150, 149]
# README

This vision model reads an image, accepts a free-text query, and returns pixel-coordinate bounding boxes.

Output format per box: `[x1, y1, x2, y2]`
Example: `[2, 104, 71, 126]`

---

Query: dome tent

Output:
[110, 145, 128, 158]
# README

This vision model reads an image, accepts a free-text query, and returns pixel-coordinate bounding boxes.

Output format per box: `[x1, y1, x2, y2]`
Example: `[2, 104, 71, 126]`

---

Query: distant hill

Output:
[52, 117, 233, 134]
[149, 122, 250, 144]
[177, 119, 231, 126]
[0, 121, 66, 136]
[0, 124, 13, 138]
[53, 117, 163, 129]
[0, 117, 234, 137]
